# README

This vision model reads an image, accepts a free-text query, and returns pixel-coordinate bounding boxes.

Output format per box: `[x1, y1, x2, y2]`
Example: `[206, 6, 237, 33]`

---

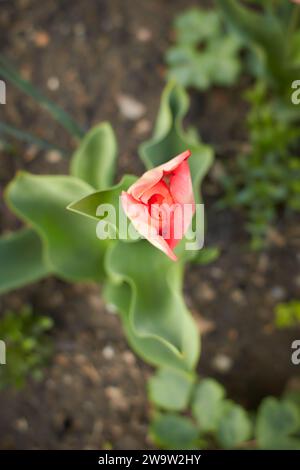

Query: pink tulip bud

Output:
[121, 150, 195, 261]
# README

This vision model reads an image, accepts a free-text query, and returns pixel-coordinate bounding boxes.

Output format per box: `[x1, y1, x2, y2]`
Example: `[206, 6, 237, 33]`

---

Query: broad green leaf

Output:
[166, 48, 213, 91]
[103, 280, 198, 371]
[104, 239, 200, 371]
[139, 82, 213, 205]
[5, 172, 107, 282]
[217, 400, 252, 449]
[192, 247, 220, 265]
[0, 228, 50, 294]
[150, 413, 199, 450]
[256, 397, 300, 450]
[0, 55, 83, 139]
[67, 175, 137, 242]
[70, 122, 117, 190]
[174, 8, 220, 46]
[206, 36, 242, 86]
[148, 368, 195, 411]
[192, 378, 226, 432]
[67, 175, 136, 222]
[166, 19, 242, 91]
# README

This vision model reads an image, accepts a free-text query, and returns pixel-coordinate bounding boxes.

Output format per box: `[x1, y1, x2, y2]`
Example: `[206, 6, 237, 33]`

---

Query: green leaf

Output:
[192, 378, 226, 432]
[139, 82, 213, 204]
[148, 368, 194, 411]
[5, 172, 107, 282]
[103, 280, 197, 371]
[192, 247, 220, 265]
[0, 228, 50, 294]
[104, 239, 200, 371]
[217, 400, 252, 449]
[0, 55, 83, 138]
[70, 122, 117, 190]
[256, 397, 300, 450]
[150, 413, 199, 450]
[174, 8, 220, 46]
[67, 175, 136, 222]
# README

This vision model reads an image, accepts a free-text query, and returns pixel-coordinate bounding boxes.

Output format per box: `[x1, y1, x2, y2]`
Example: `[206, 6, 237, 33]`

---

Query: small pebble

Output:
[63, 374, 73, 386]
[135, 27, 152, 42]
[212, 354, 233, 373]
[33, 30, 50, 47]
[106, 303, 118, 315]
[122, 351, 136, 366]
[47, 76, 60, 91]
[231, 289, 246, 305]
[82, 364, 100, 384]
[45, 150, 62, 163]
[228, 329, 238, 341]
[102, 345, 115, 360]
[14, 418, 29, 433]
[105, 386, 127, 410]
[200, 282, 216, 301]
[24, 144, 38, 162]
[269, 286, 286, 302]
[117, 94, 146, 120]
[134, 119, 151, 135]
[210, 267, 223, 280]
[196, 314, 216, 335]
[88, 294, 103, 311]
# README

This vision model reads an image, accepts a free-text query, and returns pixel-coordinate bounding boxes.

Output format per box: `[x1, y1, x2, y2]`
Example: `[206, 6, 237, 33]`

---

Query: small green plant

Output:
[220, 84, 300, 249]
[216, 0, 300, 101]
[148, 371, 300, 450]
[275, 300, 300, 328]
[166, 8, 243, 90]
[0, 305, 53, 389]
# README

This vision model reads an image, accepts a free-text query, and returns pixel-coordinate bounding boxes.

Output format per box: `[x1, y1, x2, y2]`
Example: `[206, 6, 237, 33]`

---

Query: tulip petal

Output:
[121, 191, 177, 261]
[159, 149, 191, 174]
[128, 150, 191, 201]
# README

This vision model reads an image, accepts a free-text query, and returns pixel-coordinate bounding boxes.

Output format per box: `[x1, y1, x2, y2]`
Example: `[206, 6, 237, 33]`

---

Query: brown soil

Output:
[0, 0, 299, 449]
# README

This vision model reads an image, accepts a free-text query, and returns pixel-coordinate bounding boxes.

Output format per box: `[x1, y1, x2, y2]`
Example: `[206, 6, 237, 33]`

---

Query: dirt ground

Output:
[0, 0, 300, 449]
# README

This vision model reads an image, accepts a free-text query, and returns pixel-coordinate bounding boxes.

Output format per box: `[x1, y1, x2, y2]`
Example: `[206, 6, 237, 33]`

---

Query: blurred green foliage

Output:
[0, 305, 53, 389]
[275, 300, 300, 328]
[216, 0, 300, 98]
[166, 8, 243, 90]
[168, 2, 300, 249]
[149, 372, 300, 450]
[220, 84, 300, 249]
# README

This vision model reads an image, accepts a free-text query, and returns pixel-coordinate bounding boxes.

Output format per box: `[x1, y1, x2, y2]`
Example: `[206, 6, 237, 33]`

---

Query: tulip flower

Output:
[121, 150, 195, 261]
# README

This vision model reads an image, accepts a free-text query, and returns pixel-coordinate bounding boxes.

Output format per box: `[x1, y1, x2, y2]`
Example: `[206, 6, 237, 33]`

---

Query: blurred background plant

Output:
[275, 300, 300, 329]
[149, 371, 300, 450]
[0, 305, 53, 389]
[165, 8, 243, 90]
[219, 83, 300, 249]
[0, 0, 299, 451]
[166, 0, 300, 249]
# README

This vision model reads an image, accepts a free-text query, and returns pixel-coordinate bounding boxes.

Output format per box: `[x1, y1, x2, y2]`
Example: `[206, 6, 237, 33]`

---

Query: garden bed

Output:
[0, 0, 299, 449]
